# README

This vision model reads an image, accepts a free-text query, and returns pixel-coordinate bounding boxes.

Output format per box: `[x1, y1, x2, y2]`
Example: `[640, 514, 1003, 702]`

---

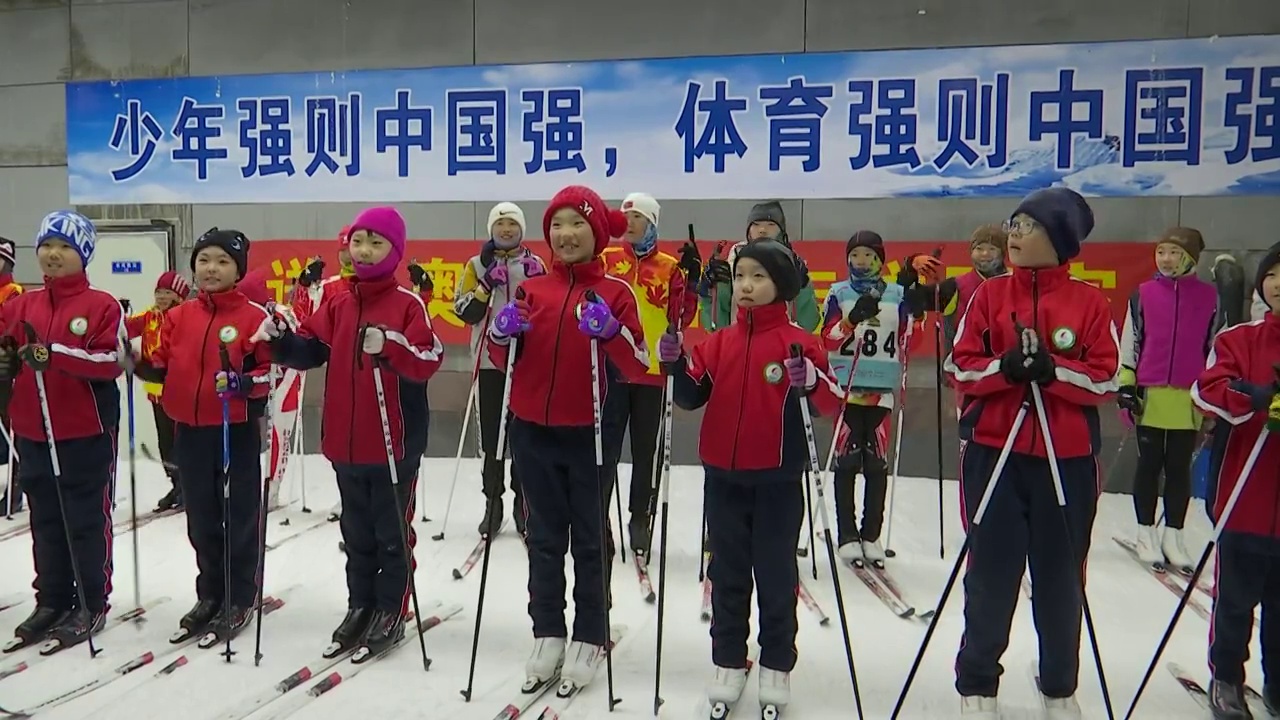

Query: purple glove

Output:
[481, 262, 509, 292]
[491, 299, 531, 338]
[657, 332, 682, 363]
[578, 298, 621, 340]
[214, 370, 244, 398]
[784, 356, 816, 390]
[519, 254, 546, 278]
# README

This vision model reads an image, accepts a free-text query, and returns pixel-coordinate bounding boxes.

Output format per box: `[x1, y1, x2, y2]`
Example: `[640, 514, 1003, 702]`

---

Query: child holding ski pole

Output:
[1190, 241, 1280, 719]
[259, 206, 442, 659]
[454, 202, 544, 538]
[1118, 227, 1219, 572]
[944, 187, 1119, 717]
[0, 235, 24, 515]
[133, 228, 272, 646]
[487, 185, 648, 695]
[0, 211, 123, 652]
[659, 238, 843, 717]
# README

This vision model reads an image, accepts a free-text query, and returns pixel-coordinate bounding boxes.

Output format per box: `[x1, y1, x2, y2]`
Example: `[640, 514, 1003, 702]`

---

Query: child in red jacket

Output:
[0, 211, 124, 651]
[945, 188, 1119, 717]
[657, 238, 842, 718]
[135, 228, 272, 645]
[1191, 241, 1280, 718]
[487, 185, 648, 693]
[259, 207, 442, 658]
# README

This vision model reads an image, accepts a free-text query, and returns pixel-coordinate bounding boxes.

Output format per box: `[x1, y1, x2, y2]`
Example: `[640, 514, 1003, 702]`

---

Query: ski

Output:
[265, 518, 330, 551]
[489, 674, 563, 720]
[167, 597, 287, 668]
[0, 599, 165, 678]
[1168, 662, 1269, 715]
[1113, 537, 1212, 621]
[866, 562, 935, 621]
[847, 560, 919, 621]
[0, 506, 180, 544]
[700, 575, 713, 623]
[633, 553, 656, 603]
[453, 522, 508, 580]
[529, 626, 628, 720]
[795, 581, 829, 626]
[0, 593, 28, 615]
[707, 659, 755, 720]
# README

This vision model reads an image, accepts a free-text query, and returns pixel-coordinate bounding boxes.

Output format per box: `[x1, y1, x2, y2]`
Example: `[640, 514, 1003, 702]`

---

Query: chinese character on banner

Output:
[416, 257, 466, 327]
[758, 77, 834, 172]
[448, 89, 507, 175]
[674, 80, 749, 173]
[522, 88, 586, 174]
[171, 97, 228, 181]
[268, 257, 305, 305]
[933, 74, 1011, 170]
[1224, 66, 1279, 165]
[108, 98, 165, 182]
[375, 89, 433, 178]
[305, 93, 362, 177]
[1122, 68, 1204, 167]
[1029, 69, 1104, 170]
[847, 79, 922, 170]
[238, 97, 296, 178]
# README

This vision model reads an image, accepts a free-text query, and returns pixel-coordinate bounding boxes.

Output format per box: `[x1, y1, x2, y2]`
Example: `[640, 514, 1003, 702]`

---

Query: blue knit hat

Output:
[37, 210, 97, 267]
[1011, 188, 1094, 264]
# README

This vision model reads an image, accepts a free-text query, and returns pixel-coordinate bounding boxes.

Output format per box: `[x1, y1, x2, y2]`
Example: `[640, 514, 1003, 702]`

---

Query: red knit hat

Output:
[156, 270, 191, 298]
[338, 225, 352, 247]
[542, 185, 627, 257]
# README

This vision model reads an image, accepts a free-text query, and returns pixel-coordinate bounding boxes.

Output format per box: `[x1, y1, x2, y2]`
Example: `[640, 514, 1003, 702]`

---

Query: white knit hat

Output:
[487, 202, 526, 238]
[621, 192, 660, 229]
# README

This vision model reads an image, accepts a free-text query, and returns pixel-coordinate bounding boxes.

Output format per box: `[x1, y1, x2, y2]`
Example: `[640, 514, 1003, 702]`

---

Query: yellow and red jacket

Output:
[0, 275, 23, 308]
[125, 307, 172, 401]
[600, 245, 696, 387]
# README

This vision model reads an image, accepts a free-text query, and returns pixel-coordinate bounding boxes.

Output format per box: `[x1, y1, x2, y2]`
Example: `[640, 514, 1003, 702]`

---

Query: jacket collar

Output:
[43, 272, 90, 302]
[551, 256, 605, 283]
[1011, 263, 1071, 292]
[734, 302, 791, 332]
[349, 274, 401, 300]
[198, 288, 248, 312]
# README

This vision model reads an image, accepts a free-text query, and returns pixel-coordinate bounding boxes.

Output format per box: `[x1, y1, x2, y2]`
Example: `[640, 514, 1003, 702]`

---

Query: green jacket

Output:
[699, 280, 820, 332]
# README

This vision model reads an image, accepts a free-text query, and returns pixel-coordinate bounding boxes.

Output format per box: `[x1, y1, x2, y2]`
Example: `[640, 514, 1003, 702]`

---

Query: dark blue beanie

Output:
[1011, 188, 1094, 264]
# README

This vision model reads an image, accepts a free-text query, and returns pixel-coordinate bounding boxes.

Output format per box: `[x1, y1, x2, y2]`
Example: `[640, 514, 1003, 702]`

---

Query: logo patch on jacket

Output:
[218, 325, 238, 343]
[69, 317, 88, 336]
[764, 362, 784, 384]
[1051, 326, 1076, 350]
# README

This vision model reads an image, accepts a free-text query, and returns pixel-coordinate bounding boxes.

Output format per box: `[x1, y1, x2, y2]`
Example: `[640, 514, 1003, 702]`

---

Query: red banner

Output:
[247, 239, 1151, 355]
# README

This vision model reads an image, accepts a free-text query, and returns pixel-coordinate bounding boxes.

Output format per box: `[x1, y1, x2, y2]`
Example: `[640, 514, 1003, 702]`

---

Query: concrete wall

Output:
[2, 0, 1278, 486]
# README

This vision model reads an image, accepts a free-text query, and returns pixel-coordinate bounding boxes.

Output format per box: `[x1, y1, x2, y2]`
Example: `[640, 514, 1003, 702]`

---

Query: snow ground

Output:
[0, 453, 1245, 719]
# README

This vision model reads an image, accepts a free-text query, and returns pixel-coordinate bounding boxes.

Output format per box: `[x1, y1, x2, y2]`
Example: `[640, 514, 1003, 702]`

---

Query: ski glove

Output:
[846, 294, 879, 326]
[1000, 327, 1055, 385]
[214, 370, 245, 398]
[361, 326, 386, 356]
[408, 264, 432, 293]
[902, 285, 931, 319]
[678, 239, 702, 286]
[578, 297, 621, 341]
[519, 254, 546, 279]
[17, 337, 50, 372]
[784, 355, 817, 390]
[251, 314, 289, 344]
[297, 256, 325, 287]
[657, 331, 683, 364]
[491, 298, 531, 338]
[480, 261, 509, 293]
[0, 339, 17, 380]
[1229, 379, 1279, 411]
[706, 257, 731, 286]
[1117, 385, 1143, 415]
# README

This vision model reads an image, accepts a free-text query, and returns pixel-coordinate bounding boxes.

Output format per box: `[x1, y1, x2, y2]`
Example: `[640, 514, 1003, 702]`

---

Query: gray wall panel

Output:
[0, 7, 69, 85]
[0, 84, 67, 166]
[70, 0, 188, 80]
[0, 166, 70, 284]
[0, 1, 68, 11]
[1188, 0, 1280, 36]
[1179, 197, 1280, 251]
[192, 202, 478, 243]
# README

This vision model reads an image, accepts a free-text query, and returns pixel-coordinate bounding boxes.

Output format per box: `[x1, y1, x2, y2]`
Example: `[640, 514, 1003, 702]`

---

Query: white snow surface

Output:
[0, 454, 1246, 719]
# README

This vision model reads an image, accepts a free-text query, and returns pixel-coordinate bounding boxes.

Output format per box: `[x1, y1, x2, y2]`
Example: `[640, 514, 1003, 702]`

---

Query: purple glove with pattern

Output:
[214, 370, 245, 398]
[578, 292, 621, 340]
[657, 331, 683, 363]
[784, 355, 816, 390]
[519, 254, 546, 279]
[491, 297, 531, 338]
[480, 261, 509, 293]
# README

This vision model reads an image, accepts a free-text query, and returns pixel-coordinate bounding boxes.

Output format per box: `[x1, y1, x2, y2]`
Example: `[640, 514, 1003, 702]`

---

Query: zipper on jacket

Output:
[728, 312, 753, 470]
[1030, 272, 1041, 453]
[543, 273, 575, 424]
[348, 292, 364, 462]
[195, 311, 216, 424]
[1167, 281, 1180, 386]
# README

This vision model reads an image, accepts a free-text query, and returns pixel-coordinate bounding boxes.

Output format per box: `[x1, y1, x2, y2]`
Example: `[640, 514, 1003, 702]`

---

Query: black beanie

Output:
[747, 201, 788, 243]
[845, 230, 886, 264]
[735, 239, 803, 303]
[1257, 242, 1280, 302]
[1011, 187, 1094, 264]
[191, 227, 250, 280]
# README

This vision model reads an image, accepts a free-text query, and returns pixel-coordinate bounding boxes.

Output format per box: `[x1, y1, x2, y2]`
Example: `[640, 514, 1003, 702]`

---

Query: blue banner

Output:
[65, 35, 1280, 204]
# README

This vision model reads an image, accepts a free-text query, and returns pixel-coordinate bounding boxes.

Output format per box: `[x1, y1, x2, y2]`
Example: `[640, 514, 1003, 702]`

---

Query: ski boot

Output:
[1042, 693, 1082, 719]
[836, 540, 862, 566]
[352, 609, 405, 663]
[558, 640, 606, 696]
[42, 607, 106, 654]
[198, 604, 252, 648]
[324, 608, 373, 658]
[1135, 524, 1163, 567]
[860, 538, 887, 568]
[172, 598, 219, 643]
[1162, 527, 1195, 574]
[628, 512, 652, 557]
[156, 483, 183, 512]
[523, 636, 566, 692]
[3, 606, 70, 652]
[759, 667, 790, 718]
[959, 695, 998, 718]
[1210, 679, 1253, 719]
[707, 665, 749, 718]
[478, 498, 502, 537]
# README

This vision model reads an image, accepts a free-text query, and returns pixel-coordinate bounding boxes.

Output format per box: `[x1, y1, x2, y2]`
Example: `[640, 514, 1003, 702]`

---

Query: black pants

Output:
[478, 368, 522, 503]
[336, 457, 419, 615]
[511, 418, 612, 646]
[1210, 533, 1280, 685]
[1132, 426, 1195, 528]
[603, 382, 664, 518]
[18, 433, 115, 613]
[956, 443, 1098, 699]
[152, 401, 178, 485]
[175, 421, 263, 608]
[704, 468, 804, 672]
[834, 404, 890, 545]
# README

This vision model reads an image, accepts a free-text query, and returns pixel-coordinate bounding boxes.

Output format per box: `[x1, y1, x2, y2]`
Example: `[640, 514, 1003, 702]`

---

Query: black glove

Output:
[18, 337, 49, 372]
[1118, 385, 1143, 415]
[678, 239, 702, 286]
[999, 346, 1031, 383]
[999, 325, 1054, 385]
[0, 339, 17, 381]
[409, 264, 432, 293]
[1230, 379, 1280, 411]
[1024, 348, 1056, 385]
[896, 261, 919, 289]
[902, 285, 930, 319]
[297, 257, 325, 287]
[706, 257, 731, 285]
[846, 294, 879, 326]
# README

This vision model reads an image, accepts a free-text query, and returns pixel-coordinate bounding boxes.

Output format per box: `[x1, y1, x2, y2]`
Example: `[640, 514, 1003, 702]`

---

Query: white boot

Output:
[524, 636, 566, 684]
[1042, 693, 1082, 718]
[1162, 527, 1194, 573]
[837, 541, 862, 565]
[1134, 524, 1162, 565]
[758, 667, 790, 713]
[559, 640, 606, 690]
[327, 500, 342, 522]
[707, 665, 749, 706]
[861, 539, 887, 565]
[959, 695, 998, 717]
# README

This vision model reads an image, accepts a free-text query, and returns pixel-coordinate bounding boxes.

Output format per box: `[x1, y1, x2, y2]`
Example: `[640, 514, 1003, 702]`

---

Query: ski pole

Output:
[652, 325, 676, 716]
[23, 322, 100, 659]
[253, 352, 278, 666]
[2, 418, 14, 520]
[434, 313, 489, 540]
[790, 344, 864, 719]
[933, 282, 945, 560]
[1123, 427, 1271, 719]
[215, 345, 237, 664]
[295, 369, 310, 514]
[882, 316, 916, 554]
[890, 398, 1030, 719]
[798, 467, 818, 579]
[120, 299, 141, 621]
[585, 290, 619, 711]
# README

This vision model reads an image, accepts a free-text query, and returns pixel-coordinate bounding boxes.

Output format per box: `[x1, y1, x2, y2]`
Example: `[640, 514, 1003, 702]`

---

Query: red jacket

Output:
[291, 274, 352, 325]
[274, 275, 443, 465]
[0, 273, 124, 442]
[489, 258, 649, 427]
[149, 290, 272, 427]
[1192, 313, 1280, 538]
[674, 303, 843, 474]
[945, 264, 1120, 459]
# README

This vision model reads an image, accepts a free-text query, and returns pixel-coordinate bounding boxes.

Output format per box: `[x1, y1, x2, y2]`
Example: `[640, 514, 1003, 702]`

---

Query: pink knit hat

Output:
[348, 206, 406, 280]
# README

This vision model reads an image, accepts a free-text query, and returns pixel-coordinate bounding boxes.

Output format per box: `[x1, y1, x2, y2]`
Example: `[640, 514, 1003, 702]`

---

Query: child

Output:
[0, 236, 25, 514]
[125, 270, 191, 511]
[658, 238, 842, 716]
[453, 202, 544, 537]
[1118, 227, 1219, 571]
[0, 211, 123, 650]
[134, 228, 273, 643]
[1191, 241, 1280, 719]
[700, 202, 820, 332]
[820, 231, 930, 565]
[925, 224, 1009, 354]
[487, 185, 648, 692]
[945, 188, 1119, 717]
[260, 206, 442, 657]
[599, 192, 697, 555]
